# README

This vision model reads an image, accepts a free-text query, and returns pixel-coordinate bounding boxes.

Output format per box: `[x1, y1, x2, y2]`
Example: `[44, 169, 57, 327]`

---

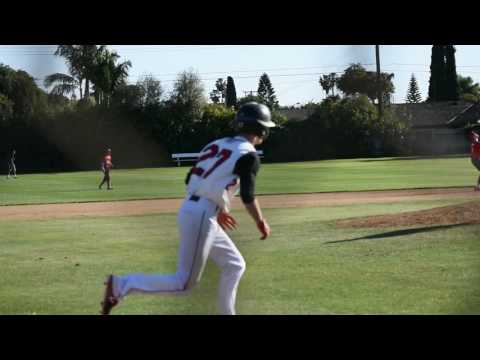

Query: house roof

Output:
[446, 103, 480, 129]
[392, 102, 471, 128]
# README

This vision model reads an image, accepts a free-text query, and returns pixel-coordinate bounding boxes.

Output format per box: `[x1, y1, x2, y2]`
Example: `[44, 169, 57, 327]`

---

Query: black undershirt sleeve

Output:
[185, 167, 193, 185]
[233, 152, 260, 204]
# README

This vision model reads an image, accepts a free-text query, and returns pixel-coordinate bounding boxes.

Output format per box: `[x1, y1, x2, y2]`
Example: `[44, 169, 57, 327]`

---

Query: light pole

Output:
[376, 45, 383, 120]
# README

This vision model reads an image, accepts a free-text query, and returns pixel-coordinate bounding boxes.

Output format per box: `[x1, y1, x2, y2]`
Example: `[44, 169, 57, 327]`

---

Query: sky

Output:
[2, 45, 480, 106]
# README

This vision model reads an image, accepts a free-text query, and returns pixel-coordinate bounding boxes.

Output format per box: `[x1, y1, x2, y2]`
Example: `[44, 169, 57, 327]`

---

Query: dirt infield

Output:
[0, 187, 478, 222]
[337, 201, 480, 228]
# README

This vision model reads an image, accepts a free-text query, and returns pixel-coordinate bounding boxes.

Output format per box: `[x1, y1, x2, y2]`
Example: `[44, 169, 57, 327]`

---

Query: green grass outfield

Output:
[1, 156, 479, 314]
[0, 197, 478, 315]
[1, 156, 478, 205]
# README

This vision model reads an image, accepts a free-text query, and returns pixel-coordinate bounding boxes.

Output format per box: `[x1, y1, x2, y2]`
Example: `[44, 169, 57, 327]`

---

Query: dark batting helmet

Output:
[234, 102, 276, 138]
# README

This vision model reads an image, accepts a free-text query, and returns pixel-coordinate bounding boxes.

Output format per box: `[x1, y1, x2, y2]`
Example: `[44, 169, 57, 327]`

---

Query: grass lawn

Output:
[0, 156, 478, 205]
[1, 197, 478, 315]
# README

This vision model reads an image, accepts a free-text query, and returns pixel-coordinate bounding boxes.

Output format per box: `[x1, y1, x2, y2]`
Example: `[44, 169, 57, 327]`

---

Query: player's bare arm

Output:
[243, 199, 270, 240]
[234, 139, 271, 240]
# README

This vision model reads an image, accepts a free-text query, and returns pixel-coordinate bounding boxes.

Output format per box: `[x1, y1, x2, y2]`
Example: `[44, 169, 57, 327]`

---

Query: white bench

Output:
[172, 150, 264, 166]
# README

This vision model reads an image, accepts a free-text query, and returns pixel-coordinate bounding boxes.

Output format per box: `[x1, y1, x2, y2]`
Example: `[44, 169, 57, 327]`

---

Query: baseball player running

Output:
[101, 102, 275, 315]
[6, 149, 16, 179]
[470, 130, 480, 191]
[98, 148, 114, 190]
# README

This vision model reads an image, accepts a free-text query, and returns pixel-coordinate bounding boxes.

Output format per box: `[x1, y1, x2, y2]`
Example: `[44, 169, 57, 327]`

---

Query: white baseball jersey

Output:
[186, 136, 257, 211]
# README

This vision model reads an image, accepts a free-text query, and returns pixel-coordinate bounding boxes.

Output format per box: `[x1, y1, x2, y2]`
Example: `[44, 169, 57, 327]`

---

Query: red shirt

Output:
[103, 154, 112, 169]
[472, 143, 480, 159]
[471, 133, 480, 159]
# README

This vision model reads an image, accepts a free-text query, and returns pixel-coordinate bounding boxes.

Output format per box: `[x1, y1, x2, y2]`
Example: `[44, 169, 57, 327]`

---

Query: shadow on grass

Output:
[326, 223, 471, 244]
[57, 189, 105, 193]
[359, 155, 468, 162]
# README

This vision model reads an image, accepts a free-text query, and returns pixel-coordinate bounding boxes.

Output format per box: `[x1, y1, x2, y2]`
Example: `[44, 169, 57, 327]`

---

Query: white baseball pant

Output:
[112, 196, 246, 315]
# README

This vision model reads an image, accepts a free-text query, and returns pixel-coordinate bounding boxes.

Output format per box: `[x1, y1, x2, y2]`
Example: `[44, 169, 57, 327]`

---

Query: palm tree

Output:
[91, 47, 111, 105]
[91, 47, 131, 107]
[45, 45, 131, 106]
[44, 45, 82, 99]
[110, 56, 131, 91]
[43, 73, 80, 99]
[76, 45, 101, 98]
[45, 45, 99, 100]
[50, 45, 83, 98]
[319, 73, 337, 97]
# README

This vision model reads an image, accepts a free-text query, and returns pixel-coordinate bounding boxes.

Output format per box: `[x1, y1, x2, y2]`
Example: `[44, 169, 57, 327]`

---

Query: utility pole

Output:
[375, 45, 383, 120]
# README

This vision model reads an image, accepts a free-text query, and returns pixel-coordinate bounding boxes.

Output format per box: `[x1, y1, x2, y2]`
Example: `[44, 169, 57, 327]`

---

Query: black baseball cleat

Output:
[100, 274, 118, 315]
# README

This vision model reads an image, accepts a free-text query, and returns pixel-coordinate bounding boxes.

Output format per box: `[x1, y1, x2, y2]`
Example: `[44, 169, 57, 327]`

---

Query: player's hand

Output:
[217, 211, 237, 231]
[256, 219, 270, 240]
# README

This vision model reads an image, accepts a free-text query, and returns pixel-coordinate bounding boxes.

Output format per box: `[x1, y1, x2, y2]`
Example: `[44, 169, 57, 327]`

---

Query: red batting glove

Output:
[217, 211, 238, 231]
[257, 219, 270, 240]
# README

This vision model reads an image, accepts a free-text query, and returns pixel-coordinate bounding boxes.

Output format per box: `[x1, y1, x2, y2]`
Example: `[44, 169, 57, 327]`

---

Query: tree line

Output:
[318, 46, 480, 105]
[0, 45, 288, 172]
[2, 44, 474, 172]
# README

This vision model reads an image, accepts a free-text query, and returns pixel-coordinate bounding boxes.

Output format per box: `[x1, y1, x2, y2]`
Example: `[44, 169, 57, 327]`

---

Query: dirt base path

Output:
[0, 187, 478, 222]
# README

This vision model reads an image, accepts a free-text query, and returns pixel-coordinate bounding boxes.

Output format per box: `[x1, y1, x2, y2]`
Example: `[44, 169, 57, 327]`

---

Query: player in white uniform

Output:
[6, 149, 16, 179]
[101, 102, 276, 315]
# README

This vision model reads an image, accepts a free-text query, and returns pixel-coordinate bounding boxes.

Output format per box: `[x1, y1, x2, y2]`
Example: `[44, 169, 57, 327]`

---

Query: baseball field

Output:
[1, 156, 479, 314]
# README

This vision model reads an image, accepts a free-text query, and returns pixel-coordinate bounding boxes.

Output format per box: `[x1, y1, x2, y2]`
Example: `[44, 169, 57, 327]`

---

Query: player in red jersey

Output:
[470, 131, 480, 191]
[99, 148, 114, 190]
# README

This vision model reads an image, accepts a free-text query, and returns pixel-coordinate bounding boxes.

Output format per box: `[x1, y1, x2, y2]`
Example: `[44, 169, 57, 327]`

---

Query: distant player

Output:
[100, 102, 276, 315]
[470, 130, 480, 191]
[98, 148, 114, 190]
[6, 149, 16, 179]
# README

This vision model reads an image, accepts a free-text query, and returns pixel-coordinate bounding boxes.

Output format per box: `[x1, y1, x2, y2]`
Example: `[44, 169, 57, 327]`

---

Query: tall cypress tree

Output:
[444, 45, 459, 101]
[428, 45, 446, 101]
[225, 76, 237, 108]
[257, 73, 279, 109]
[406, 74, 422, 103]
